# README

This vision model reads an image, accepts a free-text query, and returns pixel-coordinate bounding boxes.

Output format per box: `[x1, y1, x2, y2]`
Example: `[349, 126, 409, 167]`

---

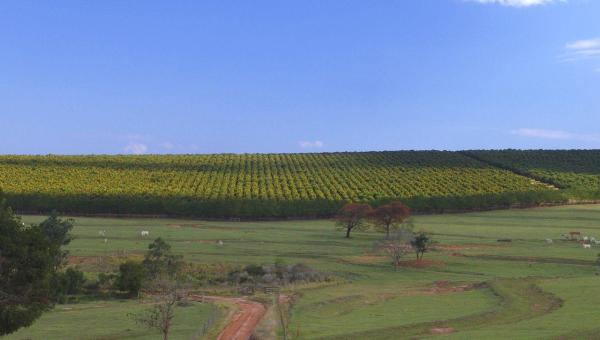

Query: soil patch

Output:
[191, 295, 266, 340]
[396, 259, 446, 268]
[347, 255, 387, 264]
[436, 243, 507, 251]
[431, 327, 455, 334]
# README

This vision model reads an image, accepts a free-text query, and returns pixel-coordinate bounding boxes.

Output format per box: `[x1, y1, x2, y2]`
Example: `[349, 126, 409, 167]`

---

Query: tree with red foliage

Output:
[335, 203, 372, 238]
[370, 202, 411, 239]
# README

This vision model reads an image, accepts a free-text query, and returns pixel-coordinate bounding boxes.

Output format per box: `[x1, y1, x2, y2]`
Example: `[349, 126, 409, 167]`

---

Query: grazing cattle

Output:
[98, 230, 106, 237]
[104, 238, 108, 244]
[584, 236, 589, 241]
[591, 237, 597, 243]
[583, 244, 591, 249]
[141, 230, 149, 237]
[217, 240, 224, 246]
[595, 240, 600, 245]
[545, 239, 553, 244]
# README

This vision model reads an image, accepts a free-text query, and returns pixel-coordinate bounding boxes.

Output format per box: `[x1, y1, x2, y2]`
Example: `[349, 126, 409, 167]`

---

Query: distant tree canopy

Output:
[0, 198, 73, 335]
[116, 261, 146, 298]
[410, 232, 432, 260]
[335, 203, 372, 238]
[143, 237, 183, 280]
[369, 201, 411, 238]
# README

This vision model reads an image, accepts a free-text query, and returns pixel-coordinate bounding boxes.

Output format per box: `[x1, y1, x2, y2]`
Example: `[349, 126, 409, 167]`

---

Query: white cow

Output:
[141, 230, 150, 237]
[545, 239, 553, 244]
[583, 244, 591, 249]
[98, 230, 106, 237]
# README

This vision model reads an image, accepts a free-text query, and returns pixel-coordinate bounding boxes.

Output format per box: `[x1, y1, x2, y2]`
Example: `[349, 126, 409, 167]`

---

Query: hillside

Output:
[465, 150, 600, 199]
[0, 151, 579, 218]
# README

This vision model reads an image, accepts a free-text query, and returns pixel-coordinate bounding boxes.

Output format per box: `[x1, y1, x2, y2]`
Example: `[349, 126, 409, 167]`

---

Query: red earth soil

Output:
[396, 259, 446, 268]
[190, 295, 266, 340]
[430, 327, 455, 334]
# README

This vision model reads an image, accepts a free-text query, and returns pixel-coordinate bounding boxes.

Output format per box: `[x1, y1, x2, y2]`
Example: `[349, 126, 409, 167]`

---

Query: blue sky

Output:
[1, 0, 599, 154]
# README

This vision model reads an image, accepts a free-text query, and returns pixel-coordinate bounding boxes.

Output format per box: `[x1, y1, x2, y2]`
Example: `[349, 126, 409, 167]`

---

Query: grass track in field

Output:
[318, 278, 562, 340]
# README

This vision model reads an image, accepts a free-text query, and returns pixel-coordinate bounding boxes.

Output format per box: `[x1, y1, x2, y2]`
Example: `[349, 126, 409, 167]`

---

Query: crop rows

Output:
[466, 150, 600, 198]
[0, 151, 562, 217]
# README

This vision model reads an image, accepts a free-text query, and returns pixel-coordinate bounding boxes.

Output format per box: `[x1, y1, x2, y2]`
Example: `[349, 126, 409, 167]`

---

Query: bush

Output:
[115, 261, 146, 298]
[63, 268, 86, 295]
[51, 268, 87, 302]
[245, 264, 266, 277]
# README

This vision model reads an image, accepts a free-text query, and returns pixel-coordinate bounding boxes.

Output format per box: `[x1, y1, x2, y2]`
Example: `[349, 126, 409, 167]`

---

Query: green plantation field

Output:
[0, 151, 571, 218]
[466, 150, 600, 198]
[9, 205, 600, 339]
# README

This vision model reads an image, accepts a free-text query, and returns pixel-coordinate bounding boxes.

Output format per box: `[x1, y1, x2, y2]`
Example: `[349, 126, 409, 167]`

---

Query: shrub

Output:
[115, 261, 146, 298]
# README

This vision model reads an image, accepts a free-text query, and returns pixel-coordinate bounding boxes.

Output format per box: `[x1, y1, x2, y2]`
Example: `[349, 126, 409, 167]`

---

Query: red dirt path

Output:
[190, 295, 266, 340]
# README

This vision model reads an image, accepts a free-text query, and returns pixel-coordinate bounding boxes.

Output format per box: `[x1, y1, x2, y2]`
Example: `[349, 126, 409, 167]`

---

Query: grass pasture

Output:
[3, 300, 216, 340]
[7, 204, 600, 339]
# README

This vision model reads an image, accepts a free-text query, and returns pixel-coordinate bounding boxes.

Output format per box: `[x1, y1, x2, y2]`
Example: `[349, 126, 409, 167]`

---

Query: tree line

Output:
[4, 189, 566, 219]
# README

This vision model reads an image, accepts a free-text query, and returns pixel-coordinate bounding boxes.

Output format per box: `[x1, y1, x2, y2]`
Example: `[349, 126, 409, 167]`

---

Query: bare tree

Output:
[373, 229, 414, 270]
[335, 203, 372, 238]
[134, 279, 188, 340]
[370, 202, 411, 239]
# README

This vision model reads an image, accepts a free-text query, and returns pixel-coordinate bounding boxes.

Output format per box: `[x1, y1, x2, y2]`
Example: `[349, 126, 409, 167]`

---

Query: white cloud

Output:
[512, 128, 571, 140]
[123, 143, 148, 154]
[566, 38, 600, 51]
[563, 37, 600, 62]
[299, 140, 324, 149]
[512, 128, 600, 142]
[468, 0, 564, 7]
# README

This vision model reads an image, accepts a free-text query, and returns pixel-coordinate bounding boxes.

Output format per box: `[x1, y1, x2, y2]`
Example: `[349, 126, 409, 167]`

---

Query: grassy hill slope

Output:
[465, 150, 600, 199]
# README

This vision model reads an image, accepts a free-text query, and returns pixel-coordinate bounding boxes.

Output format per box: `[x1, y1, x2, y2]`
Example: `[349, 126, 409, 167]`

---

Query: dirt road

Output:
[191, 295, 266, 340]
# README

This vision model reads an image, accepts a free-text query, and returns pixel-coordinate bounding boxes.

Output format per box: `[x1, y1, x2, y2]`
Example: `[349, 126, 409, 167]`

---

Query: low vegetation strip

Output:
[0, 151, 570, 218]
[320, 278, 563, 340]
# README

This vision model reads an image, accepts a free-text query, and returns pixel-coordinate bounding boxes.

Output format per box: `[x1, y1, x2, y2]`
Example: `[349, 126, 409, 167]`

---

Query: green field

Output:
[4, 300, 216, 340]
[0, 151, 570, 218]
[6, 204, 600, 339]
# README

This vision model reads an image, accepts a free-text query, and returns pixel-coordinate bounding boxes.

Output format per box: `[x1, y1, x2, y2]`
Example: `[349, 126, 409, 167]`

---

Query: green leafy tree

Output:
[63, 268, 86, 295]
[410, 232, 432, 260]
[38, 211, 74, 270]
[143, 238, 182, 279]
[0, 198, 58, 335]
[116, 261, 146, 298]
